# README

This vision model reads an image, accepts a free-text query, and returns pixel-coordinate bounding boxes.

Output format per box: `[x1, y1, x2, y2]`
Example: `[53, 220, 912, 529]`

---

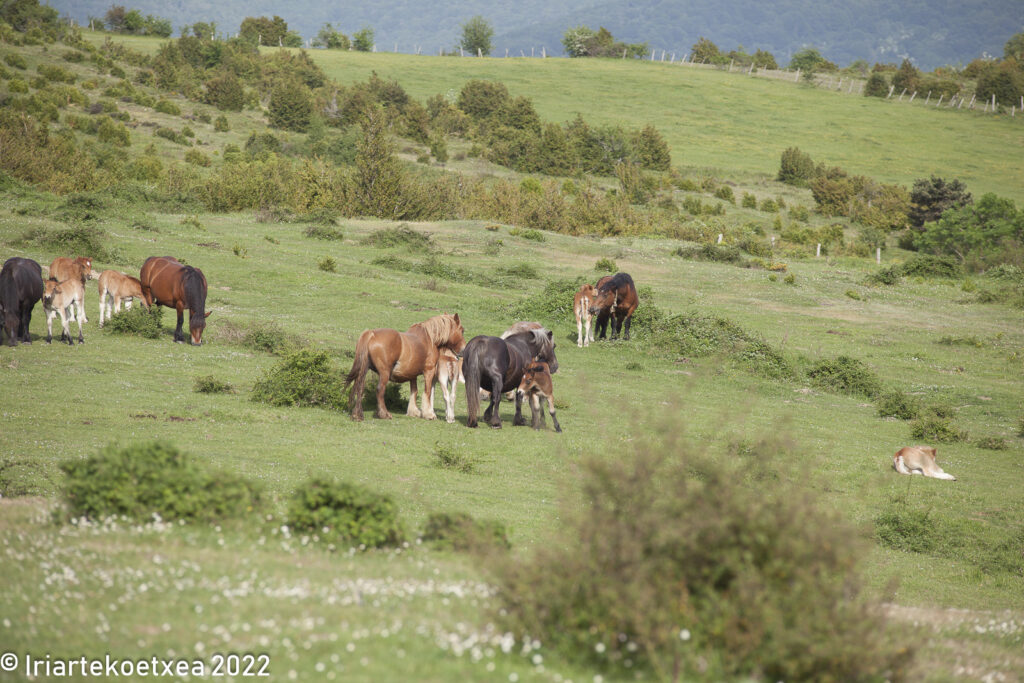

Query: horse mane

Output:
[410, 314, 459, 347]
[181, 266, 207, 317]
[598, 272, 634, 293]
[525, 327, 553, 356]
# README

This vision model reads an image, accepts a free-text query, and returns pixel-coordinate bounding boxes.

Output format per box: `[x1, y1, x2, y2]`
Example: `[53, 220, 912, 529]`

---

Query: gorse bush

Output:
[61, 441, 261, 522]
[304, 224, 343, 240]
[251, 349, 347, 410]
[193, 375, 233, 394]
[876, 390, 920, 420]
[674, 243, 745, 264]
[360, 225, 433, 251]
[288, 478, 404, 549]
[496, 425, 913, 681]
[807, 356, 882, 397]
[104, 306, 164, 339]
[910, 415, 968, 443]
[422, 512, 510, 551]
[594, 257, 617, 272]
[899, 254, 963, 278]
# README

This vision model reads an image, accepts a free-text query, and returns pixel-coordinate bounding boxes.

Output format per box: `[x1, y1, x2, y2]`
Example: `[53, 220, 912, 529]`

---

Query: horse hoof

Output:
[423, 413, 436, 421]
[489, 422, 502, 429]
[446, 418, 455, 424]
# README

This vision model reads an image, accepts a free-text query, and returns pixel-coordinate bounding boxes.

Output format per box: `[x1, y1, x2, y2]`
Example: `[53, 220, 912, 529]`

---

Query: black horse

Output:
[0, 257, 44, 346]
[463, 328, 558, 429]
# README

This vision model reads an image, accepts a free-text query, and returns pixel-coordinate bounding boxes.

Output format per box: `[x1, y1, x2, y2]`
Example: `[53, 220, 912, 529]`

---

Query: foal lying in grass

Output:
[517, 361, 562, 433]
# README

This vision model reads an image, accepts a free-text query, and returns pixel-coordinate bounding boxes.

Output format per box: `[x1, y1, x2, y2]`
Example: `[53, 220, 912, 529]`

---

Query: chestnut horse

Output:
[50, 256, 94, 323]
[589, 272, 639, 341]
[0, 257, 44, 346]
[139, 256, 210, 344]
[462, 328, 558, 429]
[344, 313, 466, 421]
[517, 361, 562, 432]
[573, 283, 598, 347]
[98, 270, 147, 327]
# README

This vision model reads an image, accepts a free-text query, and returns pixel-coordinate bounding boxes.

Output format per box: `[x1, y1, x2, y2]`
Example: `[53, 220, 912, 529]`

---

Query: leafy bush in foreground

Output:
[495, 428, 913, 681]
[251, 349, 347, 410]
[61, 441, 261, 522]
[288, 478, 404, 548]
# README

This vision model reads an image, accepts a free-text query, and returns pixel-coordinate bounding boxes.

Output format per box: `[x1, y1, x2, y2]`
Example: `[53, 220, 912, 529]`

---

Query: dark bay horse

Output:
[139, 256, 210, 344]
[0, 257, 44, 346]
[591, 274, 613, 340]
[463, 328, 558, 429]
[344, 313, 466, 421]
[589, 272, 639, 341]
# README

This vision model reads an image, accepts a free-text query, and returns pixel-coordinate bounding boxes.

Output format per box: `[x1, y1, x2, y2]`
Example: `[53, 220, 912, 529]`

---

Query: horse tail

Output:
[463, 342, 481, 427]
[345, 331, 373, 419]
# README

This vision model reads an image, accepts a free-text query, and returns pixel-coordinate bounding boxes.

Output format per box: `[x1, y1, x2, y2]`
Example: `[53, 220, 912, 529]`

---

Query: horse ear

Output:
[546, 330, 553, 340]
[204, 311, 212, 318]
[453, 313, 460, 325]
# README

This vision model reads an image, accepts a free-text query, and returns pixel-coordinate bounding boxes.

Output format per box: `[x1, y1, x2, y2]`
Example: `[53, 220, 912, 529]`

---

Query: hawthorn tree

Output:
[460, 15, 494, 56]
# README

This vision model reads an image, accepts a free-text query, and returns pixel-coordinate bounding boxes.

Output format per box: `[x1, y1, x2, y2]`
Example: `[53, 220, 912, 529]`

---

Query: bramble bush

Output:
[61, 441, 261, 522]
[104, 306, 164, 338]
[288, 478, 404, 548]
[807, 355, 882, 397]
[496, 425, 913, 681]
[251, 349, 347, 410]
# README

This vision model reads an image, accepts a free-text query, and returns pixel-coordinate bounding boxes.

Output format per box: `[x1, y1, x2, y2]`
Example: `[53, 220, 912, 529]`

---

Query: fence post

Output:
[771, 236, 776, 248]
[898, 88, 907, 101]
[925, 91, 931, 104]
[992, 94, 996, 111]
[816, 243, 821, 257]
[887, 84, 895, 98]
[909, 91, 917, 102]
[505, 48, 508, 57]
[542, 46, 546, 58]
[717, 233, 723, 244]
[794, 68, 800, 82]
[478, 48, 482, 57]
[936, 94, 943, 107]
[460, 46, 464, 57]
[622, 48, 627, 59]
[876, 248, 881, 265]
[531, 47, 534, 57]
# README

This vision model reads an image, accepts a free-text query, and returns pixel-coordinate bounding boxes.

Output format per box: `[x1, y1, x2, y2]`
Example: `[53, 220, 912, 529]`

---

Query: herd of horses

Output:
[2, 252, 640, 430]
[0, 255, 209, 347]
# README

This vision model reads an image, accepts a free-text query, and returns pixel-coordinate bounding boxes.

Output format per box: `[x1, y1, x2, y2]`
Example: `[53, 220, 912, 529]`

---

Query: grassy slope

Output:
[0, 30, 1022, 681]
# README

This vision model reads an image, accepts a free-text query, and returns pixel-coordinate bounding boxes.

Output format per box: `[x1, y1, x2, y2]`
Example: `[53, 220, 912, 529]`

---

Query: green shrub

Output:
[15, 224, 114, 261]
[61, 441, 261, 522]
[899, 254, 962, 279]
[305, 224, 343, 241]
[783, 273, 796, 285]
[361, 225, 432, 251]
[864, 72, 889, 97]
[104, 306, 164, 339]
[875, 504, 937, 554]
[4, 52, 27, 70]
[594, 257, 617, 272]
[317, 256, 337, 272]
[713, 185, 735, 203]
[241, 321, 292, 354]
[193, 376, 233, 394]
[37, 63, 75, 84]
[876, 390, 920, 420]
[251, 349, 347, 409]
[288, 478, 404, 548]
[777, 146, 818, 185]
[154, 99, 181, 116]
[204, 72, 245, 112]
[674, 243, 744, 264]
[184, 148, 211, 167]
[7, 77, 27, 92]
[422, 512, 510, 551]
[497, 427, 913, 681]
[741, 192, 757, 209]
[433, 442, 476, 473]
[299, 207, 340, 226]
[976, 436, 1008, 450]
[213, 114, 229, 132]
[96, 116, 130, 146]
[789, 205, 810, 222]
[865, 266, 900, 286]
[759, 198, 779, 213]
[181, 125, 195, 139]
[508, 227, 546, 241]
[910, 416, 968, 443]
[268, 79, 313, 133]
[154, 127, 190, 145]
[807, 356, 882, 397]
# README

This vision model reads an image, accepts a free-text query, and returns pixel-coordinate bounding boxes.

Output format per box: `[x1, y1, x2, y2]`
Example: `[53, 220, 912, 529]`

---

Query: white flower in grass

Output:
[679, 628, 691, 641]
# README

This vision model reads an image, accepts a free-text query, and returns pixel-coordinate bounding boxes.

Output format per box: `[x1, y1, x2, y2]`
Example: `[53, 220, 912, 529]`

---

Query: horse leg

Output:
[407, 379, 422, 418]
[375, 368, 393, 419]
[577, 314, 584, 348]
[98, 289, 105, 327]
[421, 369, 437, 420]
[174, 302, 185, 343]
[444, 378, 456, 424]
[623, 314, 633, 341]
[512, 387, 527, 427]
[530, 393, 542, 430]
[486, 370, 503, 428]
[45, 308, 54, 344]
[75, 297, 85, 343]
[584, 312, 592, 346]
[19, 304, 32, 344]
[59, 307, 73, 345]
[548, 395, 562, 433]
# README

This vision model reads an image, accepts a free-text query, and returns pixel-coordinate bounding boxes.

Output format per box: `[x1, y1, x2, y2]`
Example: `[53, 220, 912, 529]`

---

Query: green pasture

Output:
[0, 28, 1020, 681]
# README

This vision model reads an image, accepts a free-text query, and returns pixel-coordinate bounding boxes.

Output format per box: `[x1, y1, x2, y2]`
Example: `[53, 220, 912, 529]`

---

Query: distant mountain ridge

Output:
[52, 0, 1022, 69]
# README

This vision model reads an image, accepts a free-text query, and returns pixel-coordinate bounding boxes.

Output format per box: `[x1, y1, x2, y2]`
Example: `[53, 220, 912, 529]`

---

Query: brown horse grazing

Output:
[344, 313, 466, 421]
[139, 256, 210, 344]
[517, 361, 562, 432]
[42, 278, 85, 345]
[589, 272, 639, 341]
[50, 257, 95, 323]
[98, 270, 147, 327]
[0, 257, 44, 346]
[573, 283, 598, 347]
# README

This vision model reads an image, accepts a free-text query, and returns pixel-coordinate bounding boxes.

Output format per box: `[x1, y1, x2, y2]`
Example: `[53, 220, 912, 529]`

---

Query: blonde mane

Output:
[409, 314, 460, 347]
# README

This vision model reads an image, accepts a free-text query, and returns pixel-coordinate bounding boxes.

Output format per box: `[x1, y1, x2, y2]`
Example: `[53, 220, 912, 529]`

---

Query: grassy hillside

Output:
[1, 26, 1023, 682]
